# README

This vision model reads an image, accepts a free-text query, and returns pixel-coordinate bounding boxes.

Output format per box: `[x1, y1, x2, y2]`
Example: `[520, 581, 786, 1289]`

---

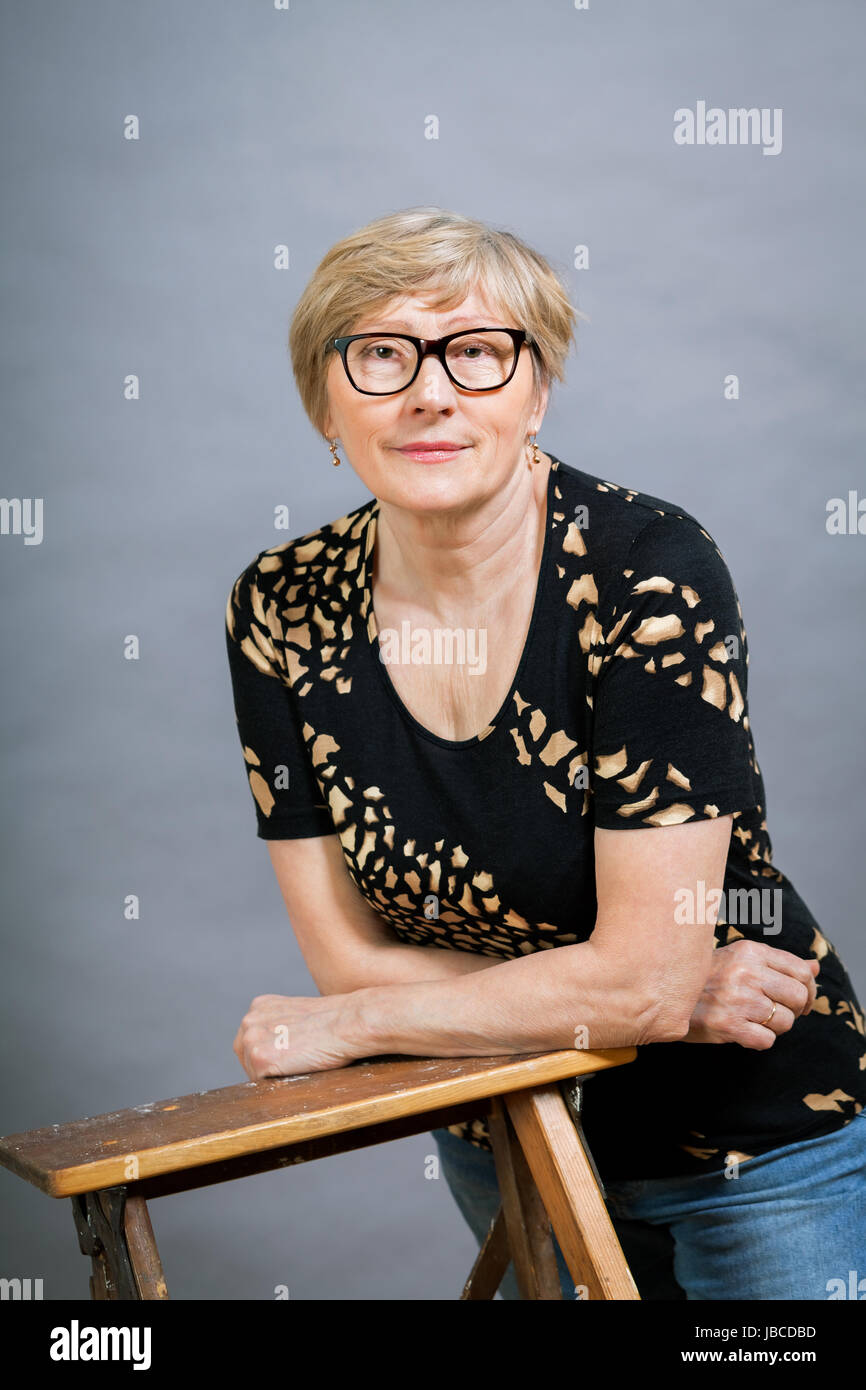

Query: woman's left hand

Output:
[684, 938, 820, 1048]
[233, 992, 364, 1080]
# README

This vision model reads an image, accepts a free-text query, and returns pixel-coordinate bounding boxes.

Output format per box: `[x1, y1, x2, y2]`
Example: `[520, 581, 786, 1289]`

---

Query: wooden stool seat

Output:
[0, 1047, 639, 1300]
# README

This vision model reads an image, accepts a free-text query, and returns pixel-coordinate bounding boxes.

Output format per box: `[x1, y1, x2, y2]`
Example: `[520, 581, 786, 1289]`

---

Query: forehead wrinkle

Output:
[353, 315, 510, 333]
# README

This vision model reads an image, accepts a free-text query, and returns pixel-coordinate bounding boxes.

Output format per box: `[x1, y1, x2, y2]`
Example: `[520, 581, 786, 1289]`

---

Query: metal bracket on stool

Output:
[70, 1187, 140, 1300]
[559, 1076, 607, 1199]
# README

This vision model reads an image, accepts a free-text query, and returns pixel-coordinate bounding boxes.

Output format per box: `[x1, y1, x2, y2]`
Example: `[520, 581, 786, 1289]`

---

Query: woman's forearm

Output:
[340, 939, 681, 1059]
[321, 940, 499, 994]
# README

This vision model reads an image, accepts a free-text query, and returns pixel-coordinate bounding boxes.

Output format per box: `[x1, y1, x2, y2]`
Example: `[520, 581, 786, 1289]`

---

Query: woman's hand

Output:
[233, 992, 365, 1080]
[234, 936, 822, 1075]
[684, 938, 820, 1047]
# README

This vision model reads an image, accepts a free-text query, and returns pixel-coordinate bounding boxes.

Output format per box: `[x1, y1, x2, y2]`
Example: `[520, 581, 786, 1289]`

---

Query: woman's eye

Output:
[361, 344, 403, 358]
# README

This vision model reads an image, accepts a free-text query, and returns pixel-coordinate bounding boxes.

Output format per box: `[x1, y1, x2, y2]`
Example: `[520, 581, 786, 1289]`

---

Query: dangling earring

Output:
[328, 437, 341, 467]
[526, 433, 540, 470]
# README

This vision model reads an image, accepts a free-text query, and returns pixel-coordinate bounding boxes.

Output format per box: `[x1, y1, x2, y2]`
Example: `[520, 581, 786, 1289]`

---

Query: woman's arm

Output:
[265, 836, 498, 993]
[235, 817, 755, 1077]
[248, 823, 818, 1074]
[340, 816, 734, 1058]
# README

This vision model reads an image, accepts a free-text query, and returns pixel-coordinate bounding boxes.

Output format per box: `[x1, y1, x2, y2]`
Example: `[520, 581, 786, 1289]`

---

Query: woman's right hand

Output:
[683, 937, 820, 1048]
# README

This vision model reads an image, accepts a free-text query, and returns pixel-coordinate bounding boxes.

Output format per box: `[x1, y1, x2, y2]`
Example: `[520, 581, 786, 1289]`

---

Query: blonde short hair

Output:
[288, 206, 586, 438]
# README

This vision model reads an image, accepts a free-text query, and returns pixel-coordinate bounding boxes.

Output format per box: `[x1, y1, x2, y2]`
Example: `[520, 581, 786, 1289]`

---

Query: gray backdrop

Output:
[1, 0, 863, 1300]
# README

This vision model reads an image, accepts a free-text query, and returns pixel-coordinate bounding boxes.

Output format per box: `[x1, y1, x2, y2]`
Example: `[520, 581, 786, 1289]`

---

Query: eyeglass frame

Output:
[328, 327, 536, 395]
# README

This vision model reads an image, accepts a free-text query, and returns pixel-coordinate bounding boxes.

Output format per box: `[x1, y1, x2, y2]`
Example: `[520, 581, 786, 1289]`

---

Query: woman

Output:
[226, 207, 866, 1300]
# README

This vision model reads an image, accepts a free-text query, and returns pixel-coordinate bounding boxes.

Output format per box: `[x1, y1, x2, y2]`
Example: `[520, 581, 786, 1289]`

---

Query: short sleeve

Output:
[225, 559, 335, 840]
[590, 513, 759, 828]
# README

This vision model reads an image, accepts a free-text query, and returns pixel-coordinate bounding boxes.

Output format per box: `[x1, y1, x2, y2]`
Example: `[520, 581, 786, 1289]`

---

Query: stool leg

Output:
[70, 1187, 169, 1300]
[124, 1195, 169, 1299]
[504, 1083, 640, 1301]
[460, 1203, 510, 1300]
[488, 1097, 563, 1300]
[89, 1248, 113, 1301]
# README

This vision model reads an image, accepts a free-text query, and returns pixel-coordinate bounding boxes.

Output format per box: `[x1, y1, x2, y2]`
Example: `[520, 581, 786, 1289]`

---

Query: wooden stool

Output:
[0, 1048, 639, 1301]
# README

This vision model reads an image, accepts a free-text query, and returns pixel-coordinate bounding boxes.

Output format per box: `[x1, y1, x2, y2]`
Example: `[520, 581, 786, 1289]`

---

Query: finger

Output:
[789, 959, 820, 1015]
[733, 946, 817, 1013]
[241, 1027, 268, 1080]
[753, 946, 819, 989]
[720, 1018, 779, 1050]
[763, 964, 817, 1017]
[800, 961, 819, 1015]
[747, 947, 819, 1011]
[805, 959, 820, 1014]
[753, 999, 796, 1034]
[233, 1023, 254, 1059]
[724, 1000, 795, 1048]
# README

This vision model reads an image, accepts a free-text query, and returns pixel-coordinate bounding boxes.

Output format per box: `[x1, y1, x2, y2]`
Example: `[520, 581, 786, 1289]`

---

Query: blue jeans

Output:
[431, 1110, 866, 1300]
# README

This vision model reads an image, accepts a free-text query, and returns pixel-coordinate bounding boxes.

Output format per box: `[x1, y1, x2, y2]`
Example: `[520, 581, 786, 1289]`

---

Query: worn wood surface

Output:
[0, 1048, 635, 1197]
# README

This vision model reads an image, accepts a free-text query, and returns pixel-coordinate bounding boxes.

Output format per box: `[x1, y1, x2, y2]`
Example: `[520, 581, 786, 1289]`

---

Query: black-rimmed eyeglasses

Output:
[329, 327, 534, 395]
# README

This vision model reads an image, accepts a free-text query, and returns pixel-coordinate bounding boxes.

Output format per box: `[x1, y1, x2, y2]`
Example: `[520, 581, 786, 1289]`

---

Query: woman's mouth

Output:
[394, 444, 469, 462]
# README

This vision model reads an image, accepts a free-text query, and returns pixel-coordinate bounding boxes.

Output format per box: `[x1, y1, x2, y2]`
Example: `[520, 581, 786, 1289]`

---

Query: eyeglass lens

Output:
[345, 331, 517, 391]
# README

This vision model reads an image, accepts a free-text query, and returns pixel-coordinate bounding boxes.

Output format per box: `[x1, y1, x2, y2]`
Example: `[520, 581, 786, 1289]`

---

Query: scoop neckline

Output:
[362, 457, 560, 751]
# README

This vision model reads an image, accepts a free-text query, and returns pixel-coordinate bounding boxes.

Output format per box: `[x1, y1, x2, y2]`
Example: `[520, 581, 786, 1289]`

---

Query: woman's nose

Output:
[406, 354, 457, 404]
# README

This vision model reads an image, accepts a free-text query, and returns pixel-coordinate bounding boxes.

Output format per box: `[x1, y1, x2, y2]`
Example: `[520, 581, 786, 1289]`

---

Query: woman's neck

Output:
[371, 452, 552, 625]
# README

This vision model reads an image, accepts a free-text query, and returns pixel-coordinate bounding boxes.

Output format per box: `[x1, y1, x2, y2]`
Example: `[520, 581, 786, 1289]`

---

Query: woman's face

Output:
[322, 288, 549, 515]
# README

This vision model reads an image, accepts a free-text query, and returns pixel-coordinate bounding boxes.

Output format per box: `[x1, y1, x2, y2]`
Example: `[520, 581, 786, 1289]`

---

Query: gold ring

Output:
[761, 1001, 777, 1027]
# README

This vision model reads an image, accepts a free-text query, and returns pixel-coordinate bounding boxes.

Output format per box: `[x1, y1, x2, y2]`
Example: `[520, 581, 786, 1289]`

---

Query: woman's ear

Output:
[528, 380, 550, 436]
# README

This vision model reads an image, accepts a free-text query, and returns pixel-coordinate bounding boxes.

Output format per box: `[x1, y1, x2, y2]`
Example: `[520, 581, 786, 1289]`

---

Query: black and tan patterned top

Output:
[225, 454, 866, 1181]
